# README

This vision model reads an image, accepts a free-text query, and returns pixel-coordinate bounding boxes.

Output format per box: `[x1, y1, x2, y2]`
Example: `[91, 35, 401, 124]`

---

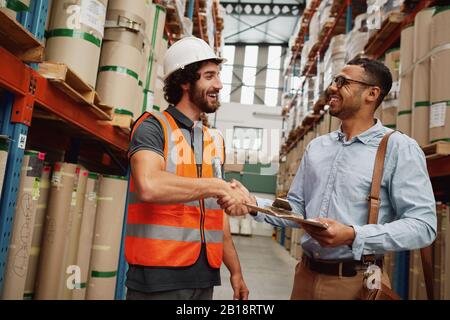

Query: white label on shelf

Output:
[430, 102, 447, 128]
[80, 0, 106, 37]
[18, 134, 26, 149]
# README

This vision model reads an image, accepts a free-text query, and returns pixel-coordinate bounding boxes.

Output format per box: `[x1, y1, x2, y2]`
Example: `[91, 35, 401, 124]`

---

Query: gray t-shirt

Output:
[127, 106, 221, 293]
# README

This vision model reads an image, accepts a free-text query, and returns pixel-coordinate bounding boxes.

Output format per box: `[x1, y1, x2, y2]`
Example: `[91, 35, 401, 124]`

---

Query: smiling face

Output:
[327, 65, 371, 120]
[188, 61, 223, 114]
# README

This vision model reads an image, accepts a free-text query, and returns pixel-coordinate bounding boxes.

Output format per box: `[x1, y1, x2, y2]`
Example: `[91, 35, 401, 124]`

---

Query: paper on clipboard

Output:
[245, 203, 329, 230]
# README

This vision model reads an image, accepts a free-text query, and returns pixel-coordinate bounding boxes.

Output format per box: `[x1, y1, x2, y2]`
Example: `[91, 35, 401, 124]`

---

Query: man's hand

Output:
[230, 273, 249, 300]
[300, 217, 356, 248]
[218, 180, 256, 216]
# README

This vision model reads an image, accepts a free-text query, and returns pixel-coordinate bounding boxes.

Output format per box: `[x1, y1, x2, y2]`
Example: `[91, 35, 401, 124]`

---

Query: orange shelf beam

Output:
[0, 47, 129, 152]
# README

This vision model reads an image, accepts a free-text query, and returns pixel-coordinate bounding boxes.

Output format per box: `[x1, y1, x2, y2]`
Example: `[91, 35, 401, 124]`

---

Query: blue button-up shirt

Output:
[254, 120, 437, 261]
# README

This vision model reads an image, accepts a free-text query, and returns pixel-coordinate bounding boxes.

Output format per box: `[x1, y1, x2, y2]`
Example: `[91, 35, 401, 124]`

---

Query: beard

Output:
[188, 83, 220, 114]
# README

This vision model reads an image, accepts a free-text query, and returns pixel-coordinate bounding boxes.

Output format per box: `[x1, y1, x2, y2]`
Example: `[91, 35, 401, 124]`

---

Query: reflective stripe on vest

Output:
[126, 110, 225, 268]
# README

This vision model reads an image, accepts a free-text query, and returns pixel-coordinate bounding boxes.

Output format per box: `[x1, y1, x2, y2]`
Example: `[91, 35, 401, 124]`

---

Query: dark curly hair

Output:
[164, 59, 221, 105]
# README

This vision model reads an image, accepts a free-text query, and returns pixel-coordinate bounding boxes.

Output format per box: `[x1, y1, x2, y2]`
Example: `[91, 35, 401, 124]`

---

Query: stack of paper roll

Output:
[45, 0, 108, 88]
[23, 164, 51, 300]
[35, 162, 77, 300]
[430, 6, 450, 144]
[397, 24, 415, 136]
[141, 3, 166, 113]
[0, 137, 9, 197]
[1, 151, 45, 300]
[60, 166, 89, 299]
[72, 173, 100, 300]
[86, 175, 127, 300]
[382, 48, 400, 129]
[96, 0, 148, 119]
[412, 8, 435, 146]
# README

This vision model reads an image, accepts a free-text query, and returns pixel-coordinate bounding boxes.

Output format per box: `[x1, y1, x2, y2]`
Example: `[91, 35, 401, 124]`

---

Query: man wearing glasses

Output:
[224, 58, 437, 299]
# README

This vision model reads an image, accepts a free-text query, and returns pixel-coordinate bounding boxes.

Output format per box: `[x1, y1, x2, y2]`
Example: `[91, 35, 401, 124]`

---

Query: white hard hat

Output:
[163, 36, 227, 80]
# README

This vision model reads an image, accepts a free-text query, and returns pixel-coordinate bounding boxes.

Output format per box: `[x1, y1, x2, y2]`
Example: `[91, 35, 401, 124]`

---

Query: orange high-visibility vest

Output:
[125, 111, 225, 268]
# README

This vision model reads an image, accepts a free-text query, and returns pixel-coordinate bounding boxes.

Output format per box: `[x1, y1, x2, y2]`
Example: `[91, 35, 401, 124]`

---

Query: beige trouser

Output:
[290, 257, 391, 300]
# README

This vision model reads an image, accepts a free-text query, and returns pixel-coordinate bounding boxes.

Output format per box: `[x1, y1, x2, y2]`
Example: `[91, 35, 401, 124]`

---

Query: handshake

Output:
[216, 179, 257, 216]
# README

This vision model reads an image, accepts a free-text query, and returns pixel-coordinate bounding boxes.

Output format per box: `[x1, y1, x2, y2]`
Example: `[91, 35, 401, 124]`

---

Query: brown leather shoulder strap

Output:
[367, 130, 434, 299]
[367, 131, 395, 225]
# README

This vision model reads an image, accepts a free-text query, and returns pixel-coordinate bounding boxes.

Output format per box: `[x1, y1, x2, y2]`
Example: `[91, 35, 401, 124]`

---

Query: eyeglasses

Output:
[332, 75, 377, 89]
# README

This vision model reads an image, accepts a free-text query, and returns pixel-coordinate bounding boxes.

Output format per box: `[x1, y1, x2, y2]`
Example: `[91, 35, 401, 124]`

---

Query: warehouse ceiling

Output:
[222, 0, 305, 45]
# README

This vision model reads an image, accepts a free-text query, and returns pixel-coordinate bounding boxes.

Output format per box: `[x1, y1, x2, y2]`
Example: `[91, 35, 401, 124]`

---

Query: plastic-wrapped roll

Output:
[412, 8, 434, 146]
[45, 0, 108, 88]
[430, 6, 450, 144]
[23, 164, 51, 300]
[34, 162, 77, 300]
[72, 173, 100, 300]
[60, 166, 89, 299]
[2, 151, 45, 300]
[86, 175, 127, 300]
[397, 24, 415, 136]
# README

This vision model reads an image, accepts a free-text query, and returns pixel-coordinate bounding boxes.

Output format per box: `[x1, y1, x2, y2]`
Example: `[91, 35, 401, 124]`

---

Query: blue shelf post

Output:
[0, 0, 49, 295]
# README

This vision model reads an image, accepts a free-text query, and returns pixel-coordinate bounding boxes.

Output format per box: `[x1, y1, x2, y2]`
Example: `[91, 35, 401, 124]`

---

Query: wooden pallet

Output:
[422, 141, 450, 160]
[0, 10, 44, 62]
[99, 109, 133, 135]
[364, 11, 405, 57]
[38, 62, 111, 120]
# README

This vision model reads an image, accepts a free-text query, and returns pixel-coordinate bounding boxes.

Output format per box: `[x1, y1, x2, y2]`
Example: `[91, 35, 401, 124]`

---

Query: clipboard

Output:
[245, 203, 329, 230]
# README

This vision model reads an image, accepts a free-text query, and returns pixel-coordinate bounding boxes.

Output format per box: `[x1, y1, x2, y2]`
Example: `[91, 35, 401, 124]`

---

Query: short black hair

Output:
[347, 58, 392, 108]
[164, 59, 221, 105]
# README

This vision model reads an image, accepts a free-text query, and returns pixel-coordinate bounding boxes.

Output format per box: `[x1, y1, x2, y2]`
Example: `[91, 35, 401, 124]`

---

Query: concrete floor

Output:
[213, 235, 298, 300]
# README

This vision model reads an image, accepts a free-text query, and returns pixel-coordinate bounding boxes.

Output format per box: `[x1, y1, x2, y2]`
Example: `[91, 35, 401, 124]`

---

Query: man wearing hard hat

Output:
[125, 37, 250, 300]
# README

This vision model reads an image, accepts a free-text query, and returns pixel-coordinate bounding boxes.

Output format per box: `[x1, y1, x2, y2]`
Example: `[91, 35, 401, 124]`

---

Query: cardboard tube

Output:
[34, 162, 77, 300]
[60, 166, 89, 299]
[72, 173, 100, 300]
[397, 25, 415, 136]
[23, 164, 51, 300]
[96, 38, 142, 117]
[86, 175, 127, 300]
[2, 151, 45, 300]
[430, 7, 450, 143]
[412, 8, 434, 146]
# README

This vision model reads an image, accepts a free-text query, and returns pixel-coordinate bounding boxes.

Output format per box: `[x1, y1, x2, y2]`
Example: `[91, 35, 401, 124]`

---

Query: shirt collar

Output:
[332, 119, 385, 144]
[165, 105, 195, 129]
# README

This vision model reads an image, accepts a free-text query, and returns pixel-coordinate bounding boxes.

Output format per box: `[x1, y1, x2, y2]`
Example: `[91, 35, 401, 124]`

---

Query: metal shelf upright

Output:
[0, 0, 48, 294]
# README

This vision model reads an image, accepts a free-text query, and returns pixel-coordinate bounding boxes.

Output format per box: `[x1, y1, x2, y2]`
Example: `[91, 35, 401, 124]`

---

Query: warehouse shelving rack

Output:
[280, 0, 449, 300]
[0, 0, 130, 299]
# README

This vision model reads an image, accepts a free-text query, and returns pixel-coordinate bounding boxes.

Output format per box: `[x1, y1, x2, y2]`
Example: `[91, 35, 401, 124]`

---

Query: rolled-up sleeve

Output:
[351, 143, 437, 260]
